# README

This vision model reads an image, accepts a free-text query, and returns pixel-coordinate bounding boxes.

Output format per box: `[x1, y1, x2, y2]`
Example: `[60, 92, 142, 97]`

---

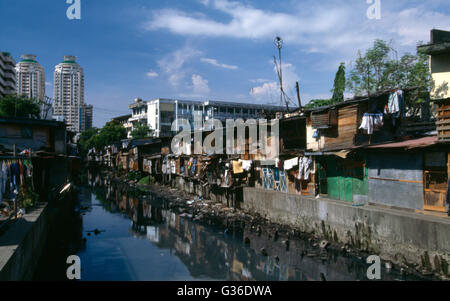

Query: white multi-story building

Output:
[15, 54, 45, 101]
[0, 51, 17, 98]
[53, 56, 92, 132]
[129, 98, 286, 138]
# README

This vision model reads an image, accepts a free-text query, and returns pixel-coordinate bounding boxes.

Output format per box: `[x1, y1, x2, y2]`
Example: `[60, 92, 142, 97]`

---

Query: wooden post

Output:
[13, 144, 17, 217]
[296, 82, 302, 109]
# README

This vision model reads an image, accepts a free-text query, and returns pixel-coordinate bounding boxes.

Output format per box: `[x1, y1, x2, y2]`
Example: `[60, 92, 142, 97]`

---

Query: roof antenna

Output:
[274, 36, 291, 112]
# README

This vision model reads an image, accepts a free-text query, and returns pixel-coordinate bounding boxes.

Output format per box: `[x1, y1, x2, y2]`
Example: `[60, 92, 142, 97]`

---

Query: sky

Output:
[1, 0, 450, 127]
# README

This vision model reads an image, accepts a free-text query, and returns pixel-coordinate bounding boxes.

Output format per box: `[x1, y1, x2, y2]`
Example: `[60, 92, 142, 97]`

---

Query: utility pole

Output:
[274, 36, 289, 112]
[296, 81, 302, 109]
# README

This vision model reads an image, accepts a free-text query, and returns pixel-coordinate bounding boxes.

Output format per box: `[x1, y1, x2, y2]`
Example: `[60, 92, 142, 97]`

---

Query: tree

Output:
[0, 94, 41, 118]
[93, 121, 127, 150]
[130, 123, 151, 139]
[347, 39, 432, 116]
[304, 98, 334, 109]
[331, 63, 346, 103]
[78, 127, 100, 156]
[347, 39, 392, 96]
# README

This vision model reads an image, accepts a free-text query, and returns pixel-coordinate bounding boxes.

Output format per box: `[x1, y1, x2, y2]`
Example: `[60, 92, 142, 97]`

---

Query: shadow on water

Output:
[34, 171, 431, 281]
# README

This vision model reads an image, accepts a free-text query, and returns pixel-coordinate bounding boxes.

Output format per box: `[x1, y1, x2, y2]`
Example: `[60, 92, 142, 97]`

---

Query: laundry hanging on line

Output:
[359, 113, 384, 135]
[232, 160, 244, 174]
[0, 159, 34, 204]
[298, 157, 313, 180]
[240, 160, 252, 172]
[385, 89, 405, 128]
[283, 157, 298, 171]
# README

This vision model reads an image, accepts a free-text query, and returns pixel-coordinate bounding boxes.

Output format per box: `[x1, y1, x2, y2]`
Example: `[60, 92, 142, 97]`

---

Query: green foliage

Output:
[137, 176, 150, 185]
[304, 99, 334, 109]
[347, 39, 432, 116]
[78, 127, 100, 157]
[94, 121, 127, 149]
[18, 187, 39, 210]
[128, 171, 143, 181]
[347, 39, 392, 96]
[331, 63, 346, 103]
[0, 94, 41, 119]
[130, 123, 151, 139]
[78, 121, 126, 157]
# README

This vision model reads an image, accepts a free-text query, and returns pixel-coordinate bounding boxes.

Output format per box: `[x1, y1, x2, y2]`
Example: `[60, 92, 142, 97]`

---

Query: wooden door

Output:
[423, 152, 448, 212]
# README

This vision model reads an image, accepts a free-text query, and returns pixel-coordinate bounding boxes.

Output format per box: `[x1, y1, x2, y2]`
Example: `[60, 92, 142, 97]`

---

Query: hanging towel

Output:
[232, 160, 244, 174]
[283, 157, 298, 171]
[359, 113, 384, 135]
[239, 160, 252, 172]
[387, 91, 400, 114]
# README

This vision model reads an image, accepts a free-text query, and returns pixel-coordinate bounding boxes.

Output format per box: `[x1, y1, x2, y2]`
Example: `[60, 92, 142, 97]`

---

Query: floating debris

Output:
[260, 248, 268, 256]
[319, 240, 329, 249]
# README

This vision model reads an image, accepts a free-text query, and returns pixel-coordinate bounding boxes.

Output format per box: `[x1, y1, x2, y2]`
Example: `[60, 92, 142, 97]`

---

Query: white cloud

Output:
[157, 46, 201, 86]
[146, 71, 159, 78]
[192, 74, 210, 95]
[45, 82, 52, 86]
[250, 81, 277, 97]
[144, 0, 450, 63]
[143, 0, 450, 103]
[200, 58, 238, 70]
[250, 61, 300, 104]
[385, 7, 450, 46]
[250, 78, 271, 84]
[145, 0, 347, 44]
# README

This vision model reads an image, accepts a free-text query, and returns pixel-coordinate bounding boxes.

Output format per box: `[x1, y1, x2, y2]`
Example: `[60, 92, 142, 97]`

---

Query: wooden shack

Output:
[436, 98, 450, 142]
[305, 92, 404, 204]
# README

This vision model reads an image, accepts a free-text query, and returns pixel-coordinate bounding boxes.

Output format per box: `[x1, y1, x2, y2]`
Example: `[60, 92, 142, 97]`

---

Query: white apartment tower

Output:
[15, 54, 45, 101]
[53, 56, 85, 132]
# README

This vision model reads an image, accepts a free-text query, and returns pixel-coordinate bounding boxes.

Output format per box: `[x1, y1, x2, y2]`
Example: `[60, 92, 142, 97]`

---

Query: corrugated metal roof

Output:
[367, 136, 438, 149]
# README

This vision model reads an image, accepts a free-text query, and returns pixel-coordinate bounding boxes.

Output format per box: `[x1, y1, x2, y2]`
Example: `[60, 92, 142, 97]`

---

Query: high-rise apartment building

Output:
[81, 103, 93, 132]
[53, 55, 87, 132]
[15, 54, 45, 101]
[0, 51, 17, 97]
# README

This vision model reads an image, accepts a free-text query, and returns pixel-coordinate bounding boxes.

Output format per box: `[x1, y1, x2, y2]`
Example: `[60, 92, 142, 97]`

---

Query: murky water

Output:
[34, 172, 430, 281]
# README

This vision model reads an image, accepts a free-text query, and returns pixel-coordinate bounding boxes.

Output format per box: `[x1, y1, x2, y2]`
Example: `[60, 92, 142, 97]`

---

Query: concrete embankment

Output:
[0, 204, 48, 280]
[242, 188, 450, 278]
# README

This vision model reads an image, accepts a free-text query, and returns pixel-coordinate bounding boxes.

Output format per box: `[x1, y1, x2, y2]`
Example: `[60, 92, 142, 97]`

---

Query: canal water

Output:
[34, 172, 430, 281]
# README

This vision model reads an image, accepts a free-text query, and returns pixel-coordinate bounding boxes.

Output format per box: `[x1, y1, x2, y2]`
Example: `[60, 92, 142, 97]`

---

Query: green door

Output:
[325, 157, 341, 200]
[343, 174, 353, 202]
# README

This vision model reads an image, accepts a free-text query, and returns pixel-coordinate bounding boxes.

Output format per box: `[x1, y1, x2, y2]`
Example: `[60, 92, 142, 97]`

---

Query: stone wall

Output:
[243, 187, 450, 277]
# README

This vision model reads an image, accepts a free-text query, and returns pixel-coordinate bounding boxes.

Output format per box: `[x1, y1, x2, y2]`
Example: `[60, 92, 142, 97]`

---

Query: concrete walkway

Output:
[0, 203, 47, 280]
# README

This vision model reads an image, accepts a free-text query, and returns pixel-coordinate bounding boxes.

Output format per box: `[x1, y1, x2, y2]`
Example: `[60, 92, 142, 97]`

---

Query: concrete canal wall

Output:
[0, 204, 48, 281]
[243, 188, 450, 277]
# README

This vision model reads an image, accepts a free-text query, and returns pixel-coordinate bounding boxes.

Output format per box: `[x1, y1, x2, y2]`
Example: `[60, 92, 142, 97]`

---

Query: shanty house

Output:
[365, 136, 447, 212]
[0, 117, 67, 154]
[306, 90, 434, 204]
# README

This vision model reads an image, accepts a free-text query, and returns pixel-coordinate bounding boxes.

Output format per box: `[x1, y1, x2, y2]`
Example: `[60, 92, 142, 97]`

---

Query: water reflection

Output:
[77, 171, 427, 281]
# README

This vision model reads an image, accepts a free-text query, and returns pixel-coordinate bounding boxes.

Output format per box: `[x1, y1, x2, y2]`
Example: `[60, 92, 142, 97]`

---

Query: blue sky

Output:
[1, 0, 450, 127]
